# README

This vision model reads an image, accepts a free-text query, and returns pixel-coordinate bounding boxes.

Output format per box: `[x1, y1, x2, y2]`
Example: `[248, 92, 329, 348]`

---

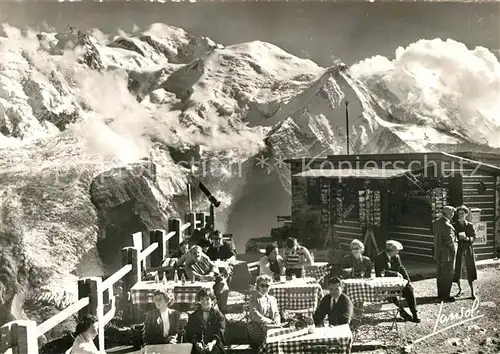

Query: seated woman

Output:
[185, 288, 226, 354]
[247, 274, 281, 349]
[341, 239, 372, 279]
[142, 289, 181, 345]
[259, 243, 284, 280]
[67, 315, 104, 354]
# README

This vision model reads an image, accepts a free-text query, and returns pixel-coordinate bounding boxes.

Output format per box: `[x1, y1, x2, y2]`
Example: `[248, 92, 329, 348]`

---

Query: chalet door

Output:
[447, 174, 463, 207]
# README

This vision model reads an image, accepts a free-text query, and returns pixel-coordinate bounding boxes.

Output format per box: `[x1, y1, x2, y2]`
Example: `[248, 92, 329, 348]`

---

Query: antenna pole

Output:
[345, 100, 350, 155]
[187, 183, 193, 212]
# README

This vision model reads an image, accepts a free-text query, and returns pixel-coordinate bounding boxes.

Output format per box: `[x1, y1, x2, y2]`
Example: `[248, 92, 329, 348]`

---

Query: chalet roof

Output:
[292, 167, 411, 179]
[285, 152, 500, 175]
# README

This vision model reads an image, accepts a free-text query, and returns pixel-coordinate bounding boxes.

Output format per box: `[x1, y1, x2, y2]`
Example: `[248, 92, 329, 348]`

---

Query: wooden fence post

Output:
[132, 231, 149, 270]
[149, 229, 167, 267]
[120, 247, 141, 322]
[0, 320, 39, 354]
[185, 212, 196, 235]
[168, 218, 182, 251]
[196, 212, 206, 229]
[77, 277, 105, 352]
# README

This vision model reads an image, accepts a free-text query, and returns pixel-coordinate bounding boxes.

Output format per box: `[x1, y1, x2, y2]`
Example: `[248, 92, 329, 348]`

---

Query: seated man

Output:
[190, 225, 213, 245]
[374, 240, 421, 323]
[171, 241, 189, 260]
[184, 246, 229, 313]
[313, 277, 353, 327]
[198, 238, 212, 254]
[170, 241, 189, 279]
[341, 239, 372, 279]
[283, 237, 313, 278]
[206, 230, 237, 284]
[206, 230, 236, 262]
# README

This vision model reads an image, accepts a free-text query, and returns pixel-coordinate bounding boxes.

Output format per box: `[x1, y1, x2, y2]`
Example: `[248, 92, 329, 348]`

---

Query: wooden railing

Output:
[0, 211, 210, 354]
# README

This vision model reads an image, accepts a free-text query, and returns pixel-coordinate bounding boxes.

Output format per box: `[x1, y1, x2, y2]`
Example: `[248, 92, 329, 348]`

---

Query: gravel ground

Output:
[356, 267, 500, 354]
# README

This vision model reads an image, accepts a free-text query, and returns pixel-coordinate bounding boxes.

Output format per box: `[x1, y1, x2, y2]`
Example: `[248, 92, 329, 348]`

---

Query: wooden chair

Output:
[355, 284, 403, 339]
[246, 261, 260, 287]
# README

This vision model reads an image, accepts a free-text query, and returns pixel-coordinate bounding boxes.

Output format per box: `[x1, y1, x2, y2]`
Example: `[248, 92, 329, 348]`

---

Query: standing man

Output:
[283, 237, 313, 278]
[433, 205, 458, 302]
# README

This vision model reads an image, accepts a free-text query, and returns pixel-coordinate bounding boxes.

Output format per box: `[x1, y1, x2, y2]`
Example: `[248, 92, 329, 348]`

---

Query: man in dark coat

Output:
[313, 277, 354, 327]
[374, 240, 421, 323]
[206, 230, 236, 287]
[433, 205, 458, 302]
[206, 230, 236, 262]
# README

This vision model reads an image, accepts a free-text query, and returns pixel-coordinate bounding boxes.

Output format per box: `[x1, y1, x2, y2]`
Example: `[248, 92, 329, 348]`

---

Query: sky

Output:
[0, 2, 499, 65]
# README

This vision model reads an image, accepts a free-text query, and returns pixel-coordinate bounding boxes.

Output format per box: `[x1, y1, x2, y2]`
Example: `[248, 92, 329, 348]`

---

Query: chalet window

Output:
[343, 187, 360, 221]
[399, 189, 432, 227]
[307, 178, 320, 205]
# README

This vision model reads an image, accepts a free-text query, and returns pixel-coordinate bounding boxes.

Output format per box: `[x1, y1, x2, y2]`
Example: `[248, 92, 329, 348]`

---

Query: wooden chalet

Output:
[285, 152, 500, 262]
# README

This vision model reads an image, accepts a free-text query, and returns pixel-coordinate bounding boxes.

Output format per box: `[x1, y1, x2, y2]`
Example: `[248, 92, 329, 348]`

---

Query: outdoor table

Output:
[304, 262, 330, 281]
[259, 324, 353, 354]
[130, 280, 215, 305]
[143, 344, 192, 354]
[109, 343, 193, 354]
[342, 277, 408, 303]
[269, 277, 322, 311]
[165, 258, 239, 275]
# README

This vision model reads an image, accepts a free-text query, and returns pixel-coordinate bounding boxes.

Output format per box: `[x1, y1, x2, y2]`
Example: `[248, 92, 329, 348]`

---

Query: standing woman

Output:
[453, 205, 478, 299]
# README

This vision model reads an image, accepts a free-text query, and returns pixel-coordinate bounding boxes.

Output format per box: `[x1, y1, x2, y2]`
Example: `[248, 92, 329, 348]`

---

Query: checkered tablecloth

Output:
[269, 278, 322, 311]
[260, 325, 353, 354]
[305, 262, 330, 281]
[342, 277, 408, 304]
[130, 280, 214, 305]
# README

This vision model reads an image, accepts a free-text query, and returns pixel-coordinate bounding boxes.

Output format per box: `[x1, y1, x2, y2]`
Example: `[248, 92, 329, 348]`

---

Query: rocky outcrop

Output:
[89, 161, 173, 271]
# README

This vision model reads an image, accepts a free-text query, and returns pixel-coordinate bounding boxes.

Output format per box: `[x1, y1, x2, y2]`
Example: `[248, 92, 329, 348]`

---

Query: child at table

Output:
[142, 289, 181, 345]
[185, 288, 226, 354]
[248, 274, 282, 349]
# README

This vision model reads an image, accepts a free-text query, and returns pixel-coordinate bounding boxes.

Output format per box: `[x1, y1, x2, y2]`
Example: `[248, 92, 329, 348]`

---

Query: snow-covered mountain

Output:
[1, 23, 499, 333]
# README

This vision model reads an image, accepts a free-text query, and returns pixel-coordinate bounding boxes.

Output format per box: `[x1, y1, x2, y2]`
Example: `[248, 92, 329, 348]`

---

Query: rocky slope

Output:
[0, 23, 499, 333]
